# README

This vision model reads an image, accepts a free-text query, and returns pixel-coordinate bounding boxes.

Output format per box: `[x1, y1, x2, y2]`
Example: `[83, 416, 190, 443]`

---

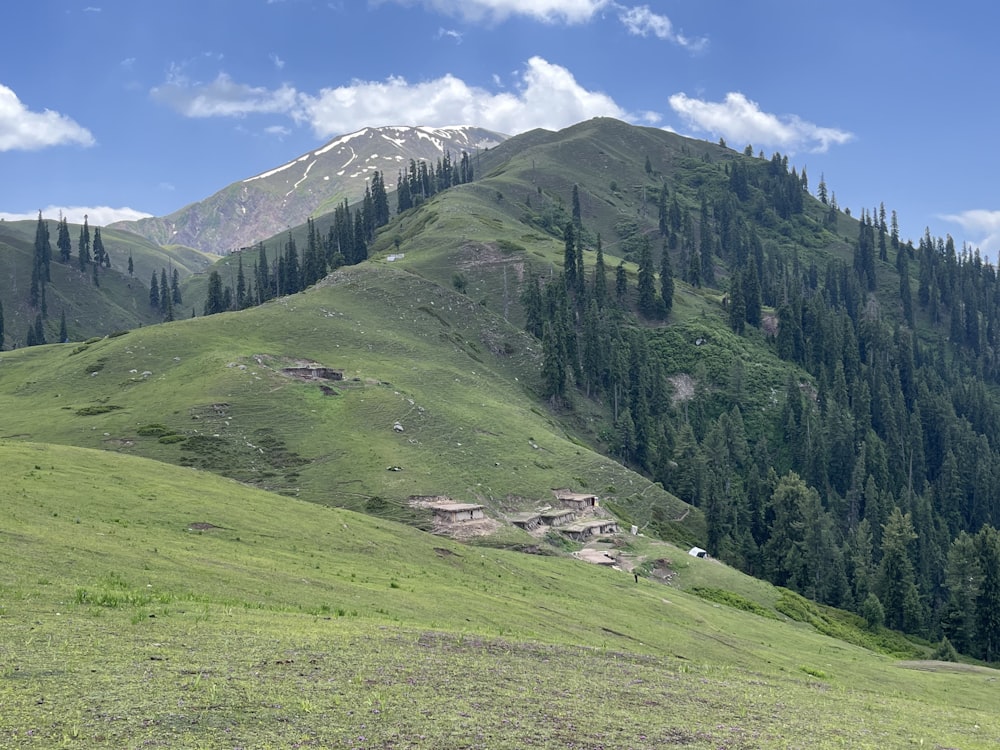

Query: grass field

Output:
[1, 440, 997, 748]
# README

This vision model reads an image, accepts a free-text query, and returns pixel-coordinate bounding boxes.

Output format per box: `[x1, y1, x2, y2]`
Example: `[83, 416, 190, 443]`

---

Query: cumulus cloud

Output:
[619, 5, 706, 50]
[151, 69, 297, 117]
[297, 56, 629, 137]
[0, 206, 152, 225]
[381, 0, 611, 24]
[668, 92, 853, 153]
[0, 84, 95, 151]
[940, 210, 1000, 257]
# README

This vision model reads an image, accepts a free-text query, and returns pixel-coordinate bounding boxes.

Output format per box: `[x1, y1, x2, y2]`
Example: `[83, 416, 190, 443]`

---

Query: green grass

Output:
[0, 263, 697, 540]
[0, 440, 997, 748]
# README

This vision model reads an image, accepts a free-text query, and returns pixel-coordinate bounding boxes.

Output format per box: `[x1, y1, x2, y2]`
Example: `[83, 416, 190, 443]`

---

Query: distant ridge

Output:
[110, 125, 507, 256]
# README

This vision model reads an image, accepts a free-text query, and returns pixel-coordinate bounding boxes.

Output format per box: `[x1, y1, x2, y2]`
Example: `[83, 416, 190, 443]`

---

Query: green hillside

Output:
[1, 440, 996, 748]
[0, 265, 697, 541]
[4, 117, 1000, 746]
[0, 218, 213, 344]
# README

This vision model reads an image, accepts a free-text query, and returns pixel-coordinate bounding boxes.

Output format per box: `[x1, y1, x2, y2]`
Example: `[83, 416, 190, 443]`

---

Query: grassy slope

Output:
[0, 220, 213, 344]
[1, 440, 996, 748]
[0, 264, 697, 540]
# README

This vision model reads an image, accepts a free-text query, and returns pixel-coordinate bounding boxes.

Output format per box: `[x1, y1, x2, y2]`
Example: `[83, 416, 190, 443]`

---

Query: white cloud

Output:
[436, 27, 463, 42]
[151, 70, 297, 117]
[941, 210, 1000, 257]
[382, 0, 611, 24]
[297, 56, 630, 137]
[0, 206, 152, 225]
[265, 124, 292, 137]
[618, 5, 706, 50]
[0, 84, 95, 151]
[668, 92, 853, 153]
[149, 57, 648, 136]
[270, 52, 285, 70]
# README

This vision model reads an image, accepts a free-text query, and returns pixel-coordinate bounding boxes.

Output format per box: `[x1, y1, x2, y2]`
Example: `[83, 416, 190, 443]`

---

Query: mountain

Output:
[110, 125, 507, 256]
[7, 117, 1000, 669]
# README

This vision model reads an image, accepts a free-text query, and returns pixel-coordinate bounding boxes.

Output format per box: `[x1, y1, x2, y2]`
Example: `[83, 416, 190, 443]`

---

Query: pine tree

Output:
[159, 269, 169, 312]
[876, 507, 923, 632]
[172, 269, 182, 304]
[571, 184, 582, 228]
[520, 276, 544, 339]
[93, 227, 107, 268]
[541, 321, 566, 402]
[562, 223, 577, 291]
[204, 270, 225, 316]
[659, 243, 674, 315]
[33, 313, 46, 345]
[728, 273, 745, 333]
[148, 271, 160, 308]
[34, 211, 52, 282]
[59, 309, 67, 343]
[975, 525, 1000, 662]
[0, 296, 4, 350]
[615, 262, 627, 303]
[78, 215, 91, 271]
[592, 235, 607, 308]
[127, 252, 134, 277]
[637, 238, 657, 317]
[57, 215, 72, 263]
[236, 255, 248, 309]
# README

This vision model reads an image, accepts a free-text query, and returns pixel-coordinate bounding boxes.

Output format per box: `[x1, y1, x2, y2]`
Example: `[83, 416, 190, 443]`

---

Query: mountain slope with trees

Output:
[110, 125, 506, 256]
[4, 117, 1000, 664]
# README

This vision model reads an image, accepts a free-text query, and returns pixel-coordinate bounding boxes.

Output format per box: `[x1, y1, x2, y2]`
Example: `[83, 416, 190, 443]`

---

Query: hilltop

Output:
[110, 125, 506, 256]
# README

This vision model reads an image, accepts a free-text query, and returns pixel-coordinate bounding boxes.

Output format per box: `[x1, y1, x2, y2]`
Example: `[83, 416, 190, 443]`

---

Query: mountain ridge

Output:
[110, 125, 507, 255]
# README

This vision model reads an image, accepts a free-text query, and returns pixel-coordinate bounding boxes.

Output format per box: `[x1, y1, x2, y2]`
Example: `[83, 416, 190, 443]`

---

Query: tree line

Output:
[516, 146, 1000, 662]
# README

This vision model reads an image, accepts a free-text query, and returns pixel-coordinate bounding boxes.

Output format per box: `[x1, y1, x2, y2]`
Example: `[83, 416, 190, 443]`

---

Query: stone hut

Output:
[432, 503, 486, 524]
[560, 519, 619, 542]
[510, 512, 542, 531]
[554, 490, 599, 512]
[539, 509, 577, 528]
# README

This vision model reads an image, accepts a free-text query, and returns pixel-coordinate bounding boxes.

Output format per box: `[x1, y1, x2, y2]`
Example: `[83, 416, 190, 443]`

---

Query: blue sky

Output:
[2, 1, 998, 255]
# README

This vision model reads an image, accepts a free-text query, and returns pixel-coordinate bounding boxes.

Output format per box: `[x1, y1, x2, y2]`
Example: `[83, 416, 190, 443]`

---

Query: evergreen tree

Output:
[521, 276, 544, 339]
[540, 321, 567, 402]
[876, 507, 923, 632]
[975, 526, 1000, 662]
[78, 214, 91, 271]
[728, 273, 745, 333]
[236, 255, 248, 309]
[562, 223, 577, 291]
[33, 313, 46, 345]
[571, 184, 582, 228]
[204, 270, 225, 316]
[0, 296, 4, 350]
[615, 262, 628, 303]
[34, 210, 52, 282]
[172, 268, 182, 304]
[942, 531, 981, 655]
[659, 242, 674, 315]
[637, 238, 658, 317]
[127, 252, 134, 277]
[59, 309, 67, 343]
[148, 271, 160, 308]
[159, 269, 169, 312]
[57, 215, 72, 263]
[93, 226, 107, 268]
[592, 234, 607, 308]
